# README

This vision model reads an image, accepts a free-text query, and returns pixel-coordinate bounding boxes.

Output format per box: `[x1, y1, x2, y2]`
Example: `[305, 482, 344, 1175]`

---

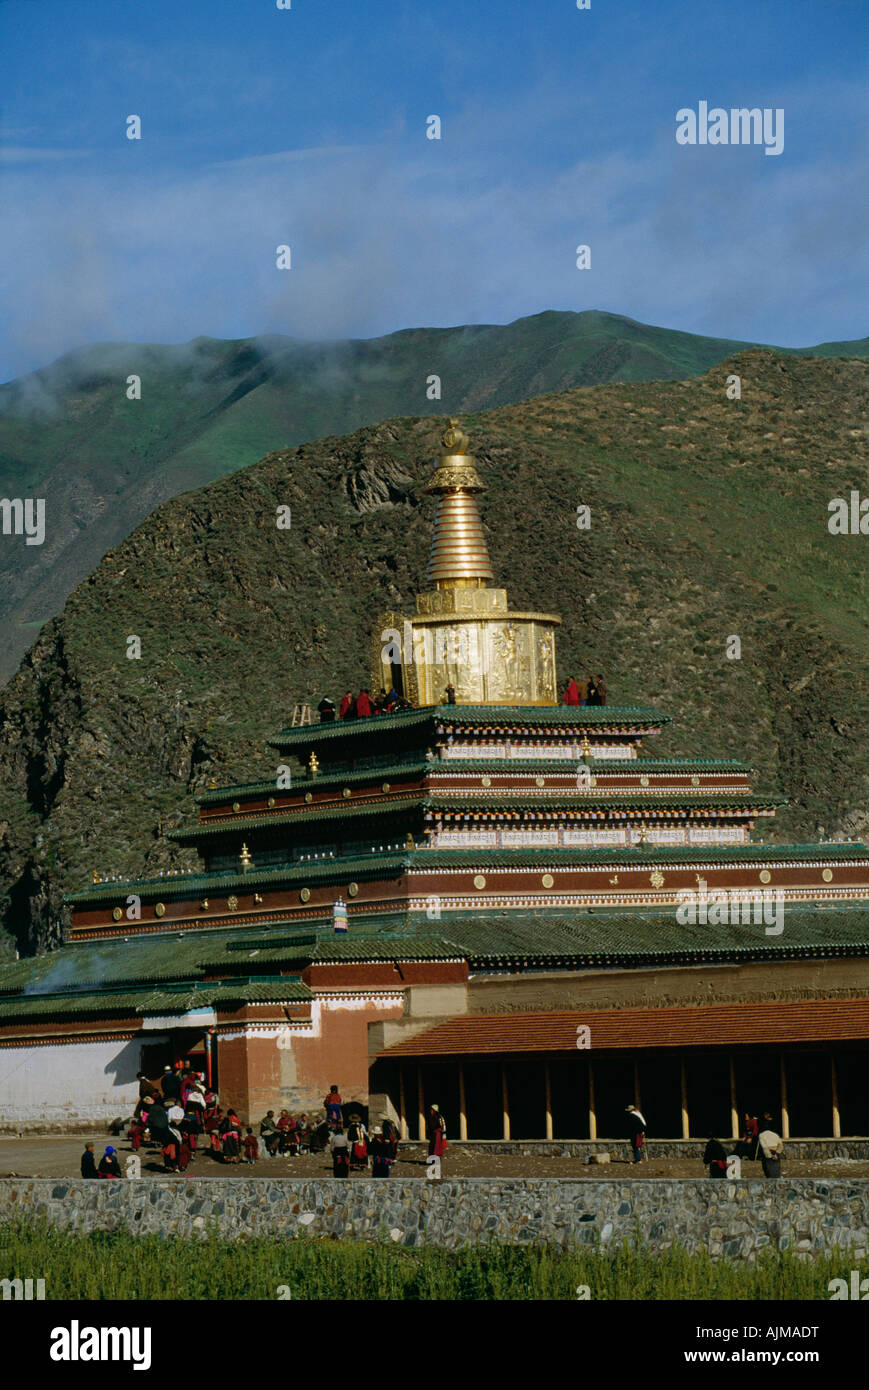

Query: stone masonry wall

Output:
[1, 1178, 868, 1259]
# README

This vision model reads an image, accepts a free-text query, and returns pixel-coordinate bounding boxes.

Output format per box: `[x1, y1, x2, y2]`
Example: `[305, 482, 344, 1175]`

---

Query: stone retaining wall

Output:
[1, 1178, 868, 1258]
[396, 1139, 869, 1161]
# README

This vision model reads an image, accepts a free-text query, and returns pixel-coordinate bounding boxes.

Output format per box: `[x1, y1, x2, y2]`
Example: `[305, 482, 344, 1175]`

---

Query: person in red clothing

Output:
[339, 691, 353, 719]
[324, 1086, 343, 1128]
[243, 1128, 259, 1164]
[563, 677, 580, 706]
[355, 688, 372, 718]
[426, 1105, 447, 1158]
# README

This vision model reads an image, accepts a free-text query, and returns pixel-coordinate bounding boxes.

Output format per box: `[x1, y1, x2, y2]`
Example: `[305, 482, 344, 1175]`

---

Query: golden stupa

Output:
[372, 419, 560, 705]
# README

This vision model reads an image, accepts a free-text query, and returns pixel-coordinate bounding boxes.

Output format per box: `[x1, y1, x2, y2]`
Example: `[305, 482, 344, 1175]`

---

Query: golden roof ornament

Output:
[239, 843, 253, 871]
[423, 419, 493, 587]
[580, 735, 592, 759]
[308, 752, 320, 777]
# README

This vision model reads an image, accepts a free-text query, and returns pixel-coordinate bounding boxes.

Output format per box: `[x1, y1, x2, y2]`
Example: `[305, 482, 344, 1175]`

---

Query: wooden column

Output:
[780, 1054, 790, 1139]
[588, 1059, 597, 1140]
[458, 1062, 468, 1141]
[398, 1066, 408, 1141]
[417, 1067, 425, 1143]
[680, 1057, 690, 1140]
[501, 1063, 510, 1140]
[544, 1062, 553, 1140]
[831, 1054, 841, 1139]
[729, 1056, 738, 1140]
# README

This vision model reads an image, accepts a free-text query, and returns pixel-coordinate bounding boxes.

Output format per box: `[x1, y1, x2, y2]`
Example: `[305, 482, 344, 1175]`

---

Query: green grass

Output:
[0, 1219, 856, 1300]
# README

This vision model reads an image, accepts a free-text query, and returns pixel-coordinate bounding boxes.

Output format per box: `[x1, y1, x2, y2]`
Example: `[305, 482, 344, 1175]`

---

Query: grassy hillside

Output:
[1, 308, 867, 682]
[0, 350, 867, 956]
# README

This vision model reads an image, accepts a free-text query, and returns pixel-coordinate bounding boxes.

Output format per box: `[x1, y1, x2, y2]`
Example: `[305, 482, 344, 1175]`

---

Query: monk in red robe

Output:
[564, 677, 580, 706]
[356, 689, 372, 718]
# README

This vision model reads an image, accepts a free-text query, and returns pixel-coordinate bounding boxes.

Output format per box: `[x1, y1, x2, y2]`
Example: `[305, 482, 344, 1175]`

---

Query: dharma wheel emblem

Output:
[112, 907, 123, 922]
[822, 868, 833, 883]
[759, 870, 771, 884]
[232, 802, 241, 813]
[474, 875, 486, 890]
[267, 797, 276, 808]
[649, 871, 664, 888]
[227, 895, 239, 911]
[305, 792, 313, 803]
[300, 888, 311, 903]
[541, 874, 554, 889]
[348, 883, 359, 897]
[154, 903, 166, 917]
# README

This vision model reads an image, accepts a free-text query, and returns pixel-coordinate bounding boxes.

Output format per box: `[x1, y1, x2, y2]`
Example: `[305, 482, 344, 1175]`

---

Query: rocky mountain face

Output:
[0, 350, 866, 958]
[2, 309, 867, 683]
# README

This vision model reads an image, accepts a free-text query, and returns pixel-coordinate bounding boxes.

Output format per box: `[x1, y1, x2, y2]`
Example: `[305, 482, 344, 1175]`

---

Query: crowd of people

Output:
[85, 1066, 431, 1179]
[82, 1082, 785, 1181]
[317, 688, 412, 722]
[563, 675, 607, 706]
[627, 1104, 785, 1179]
[703, 1111, 784, 1179]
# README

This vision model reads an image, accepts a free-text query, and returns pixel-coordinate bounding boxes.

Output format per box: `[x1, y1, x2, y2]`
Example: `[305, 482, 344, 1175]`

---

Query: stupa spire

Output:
[423, 419, 494, 588]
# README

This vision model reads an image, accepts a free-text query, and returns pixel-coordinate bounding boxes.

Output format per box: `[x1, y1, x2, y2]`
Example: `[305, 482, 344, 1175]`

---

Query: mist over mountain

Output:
[2, 308, 868, 683]
[0, 349, 866, 960]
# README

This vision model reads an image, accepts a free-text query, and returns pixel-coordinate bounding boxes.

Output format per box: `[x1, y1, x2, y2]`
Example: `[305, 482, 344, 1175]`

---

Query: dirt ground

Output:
[2, 1134, 868, 1182]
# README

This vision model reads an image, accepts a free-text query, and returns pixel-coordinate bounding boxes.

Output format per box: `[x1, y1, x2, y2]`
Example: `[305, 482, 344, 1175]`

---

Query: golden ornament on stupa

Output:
[372, 419, 560, 706]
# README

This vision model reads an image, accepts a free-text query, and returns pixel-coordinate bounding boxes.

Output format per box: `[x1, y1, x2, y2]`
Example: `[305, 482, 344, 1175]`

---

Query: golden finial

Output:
[638, 823, 648, 845]
[207, 777, 217, 789]
[405, 832, 416, 850]
[308, 752, 320, 777]
[92, 870, 100, 884]
[239, 843, 253, 871]
[581, 735, 592, 759]
[441, 417, 470, 454]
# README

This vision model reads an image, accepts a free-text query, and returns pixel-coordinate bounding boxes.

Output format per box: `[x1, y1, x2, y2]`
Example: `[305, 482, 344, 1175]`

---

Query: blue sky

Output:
[1, 0, 867, 380]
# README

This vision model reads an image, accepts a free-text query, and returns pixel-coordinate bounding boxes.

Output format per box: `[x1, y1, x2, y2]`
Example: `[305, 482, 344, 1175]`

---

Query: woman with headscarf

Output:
[369, 1127, 392, 1178]
[426, 1105, 447, 1158]
[625, 1104, 646, 1163]
[98, 1145, 122, 1178]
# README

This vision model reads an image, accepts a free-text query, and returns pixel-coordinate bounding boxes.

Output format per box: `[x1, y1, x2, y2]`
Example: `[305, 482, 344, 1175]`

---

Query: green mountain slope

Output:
[2, 309, 867, 683]
[0, 349, 866, 959]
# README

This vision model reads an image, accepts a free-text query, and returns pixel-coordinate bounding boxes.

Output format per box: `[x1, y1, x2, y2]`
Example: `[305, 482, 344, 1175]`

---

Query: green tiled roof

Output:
[171, 796, 422, 842]
[195, 762, 430, 804]
[268, 703, 671, 748]
[174, 792, 782, 845]
[6, 906, 869, 1024]
[196, 757, 754, 806]
[65, 842, 869, 907]
[0, 976, 311, 1024]
[436, 908, 869, 969]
